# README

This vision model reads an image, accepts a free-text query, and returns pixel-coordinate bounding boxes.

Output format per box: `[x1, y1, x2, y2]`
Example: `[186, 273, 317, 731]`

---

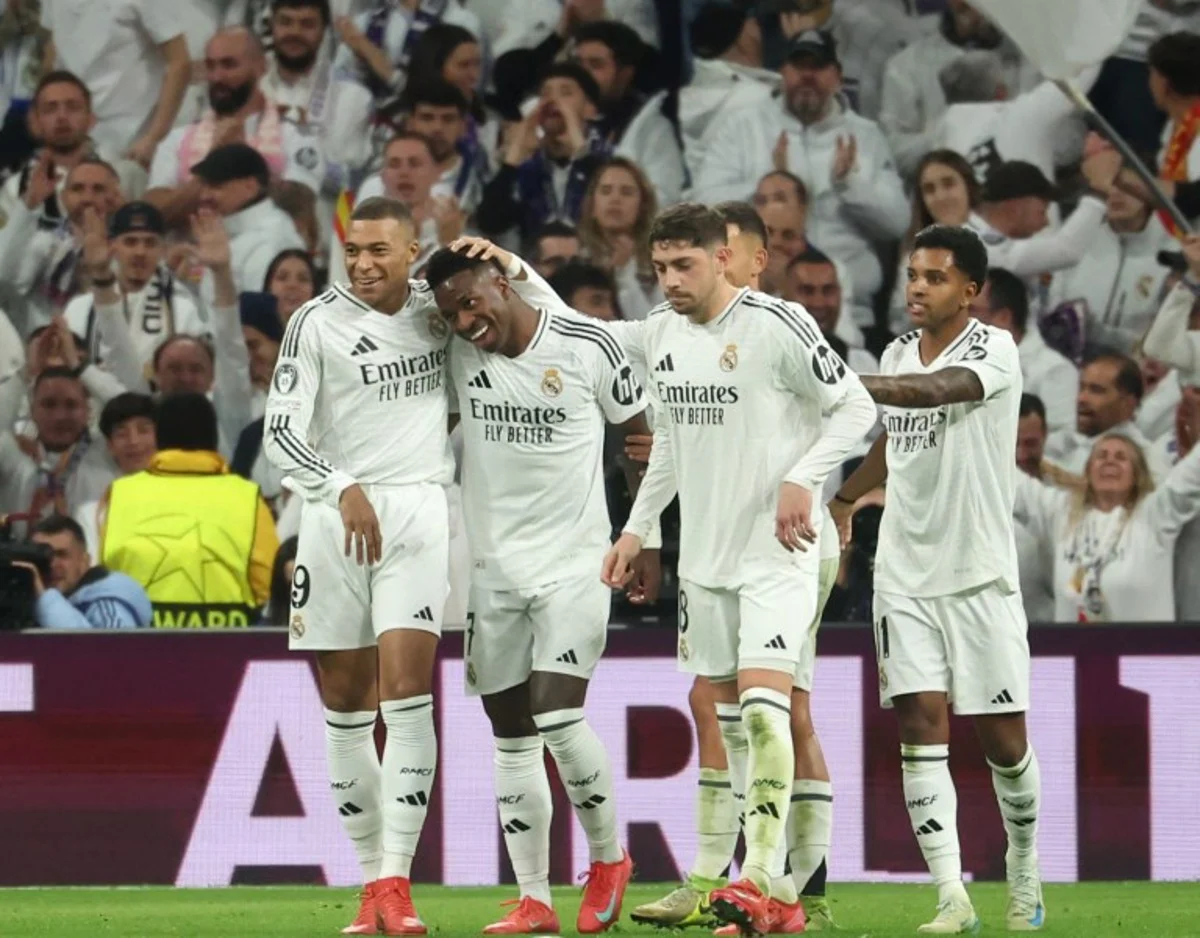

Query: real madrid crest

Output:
[679, 637, 690, 662]
[290, 614, 305, 639]
[428, 312, 449, 340]
[719, 343, 738, 372]
[878, 664, 888, 691]
[467, 663, 477, 686]
[541, 367, 563, 396]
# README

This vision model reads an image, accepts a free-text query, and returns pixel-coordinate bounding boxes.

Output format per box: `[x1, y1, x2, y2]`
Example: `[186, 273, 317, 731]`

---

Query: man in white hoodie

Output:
[694, 30, 908, 325]
[972, 267, 1078, 434]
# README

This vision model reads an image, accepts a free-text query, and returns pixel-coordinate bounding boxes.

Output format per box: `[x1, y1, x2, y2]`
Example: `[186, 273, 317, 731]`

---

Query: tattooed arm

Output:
[860, 366, 985, 408]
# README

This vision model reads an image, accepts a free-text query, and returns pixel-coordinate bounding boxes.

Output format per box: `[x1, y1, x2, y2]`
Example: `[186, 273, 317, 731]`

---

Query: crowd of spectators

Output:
[3, 0, 1200, 628]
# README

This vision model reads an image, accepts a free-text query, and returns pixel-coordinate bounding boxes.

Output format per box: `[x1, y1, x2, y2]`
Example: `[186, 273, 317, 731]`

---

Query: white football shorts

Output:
[462, 572, 611, 697]
[288, 482, 450, 651]
[873, 581, 1031, 714]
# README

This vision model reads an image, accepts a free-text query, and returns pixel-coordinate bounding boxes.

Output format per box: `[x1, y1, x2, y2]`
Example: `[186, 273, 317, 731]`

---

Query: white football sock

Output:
[324, 708, 382, 883]
[379, 695, 437, 880]
[739, 688, 794, 896]
[691, 767, 738, 882]
[989, 746, 1040, 863]
[787, 779, 832, 897]
[715, 700, 749, 826]
[533, 708, 622, 864]
[494, 736, 553, 906]
[769, 823, 798, 904]
[901, 743, 966, 905]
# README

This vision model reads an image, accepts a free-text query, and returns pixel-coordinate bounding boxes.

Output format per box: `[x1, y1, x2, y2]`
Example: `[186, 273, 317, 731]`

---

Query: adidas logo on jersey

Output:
[574, 793, 607, 810]
[338, 802, 363, 817]
[397, 791, 428, 807]
[655, 354, 675, 372]
[749, 802, 780, 819]
[764, 635, 787, 650]
[468, 370, 492, 389]
[413, 606, 434, 622]
[991, 689, 1014, 705]
[351, 335, 380, 356]
[503, 818, 531, 834]
[555, 649, 579, 665]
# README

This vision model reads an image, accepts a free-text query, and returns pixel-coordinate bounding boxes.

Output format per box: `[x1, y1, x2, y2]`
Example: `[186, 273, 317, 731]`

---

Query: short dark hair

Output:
[34, 70, 91, 108]
[714, 201, 767, 246]
[984, 267, 1029, 333]
[648, 202, 727, 250]
[1084, 348, 1144, 402]
[573, 20, 645, 69]
[69, 155, 119, 184]
[758, 169, 808, 206]
[404, 79, 470, 114]
[534, 220, 580, 245]
[548, 260, 617, 305]
[787, 244, 835, 271]
[911, 224, 988, 290]
[32, 365, 84, 393]
[1148, 32, 1200, 97]
[424, 248, 501, 291]
[1019, 392, 1046, 424]
[384, 131, 436, 162]
[31, 514, 87, 547]
[350, 196, 415, 228]
[99, 392, 157, 440]
[271, 0, 331, 25]
[540, 62, 603, 108]
[156, 393, 219, 452]
[153, 334, 215, 372]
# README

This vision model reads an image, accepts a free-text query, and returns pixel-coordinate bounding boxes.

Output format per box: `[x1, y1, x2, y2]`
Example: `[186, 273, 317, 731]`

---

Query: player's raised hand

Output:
[339, 484, 383, 565]
[626, 548, 661, 604]
[601, 532, 642, 589]
[449, 235, 514, 270]
[831, 135, 858, 183]
[776, 482, 817, 553]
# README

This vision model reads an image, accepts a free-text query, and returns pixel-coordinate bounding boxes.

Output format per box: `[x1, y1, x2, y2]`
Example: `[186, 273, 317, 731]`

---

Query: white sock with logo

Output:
[494, 736, 554, 906]
[787, 779, 833, 897]
[989, 746, 1040, 865]
[379, 695, 437, 880]
[739, 688, 794, 895]
[691, 767, 739, 882]
[901, 743, 966, 905]
[533, 708, 622, 864]
[324, 708, 382, 883]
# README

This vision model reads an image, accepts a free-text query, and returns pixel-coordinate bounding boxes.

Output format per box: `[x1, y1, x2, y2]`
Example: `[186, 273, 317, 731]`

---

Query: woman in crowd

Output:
[408, 23, 498, 164]
[264, 249, 318, 323]
[889, 151, 982, 333]
[578, 156, 662, 320]
[1014, 429, 1200, 622]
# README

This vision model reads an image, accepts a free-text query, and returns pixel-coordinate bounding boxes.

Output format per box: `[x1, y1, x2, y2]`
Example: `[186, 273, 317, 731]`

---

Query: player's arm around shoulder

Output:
[860, 326, 1018, 409]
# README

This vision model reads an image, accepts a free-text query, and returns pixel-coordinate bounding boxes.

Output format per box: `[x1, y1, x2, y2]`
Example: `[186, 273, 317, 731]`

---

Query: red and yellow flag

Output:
[1159, 103, 1200, 239]
[333, 188, 355, 246]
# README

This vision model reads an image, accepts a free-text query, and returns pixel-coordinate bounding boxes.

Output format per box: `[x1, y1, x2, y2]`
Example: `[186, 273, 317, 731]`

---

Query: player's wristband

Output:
[832, 492, 855, 506]
[503, 254, 522, 278]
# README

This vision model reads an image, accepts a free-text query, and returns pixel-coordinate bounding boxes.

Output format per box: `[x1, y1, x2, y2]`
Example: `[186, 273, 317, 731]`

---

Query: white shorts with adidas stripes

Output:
[462, 573, 611, 697]
[676, 555, 820, 684]
[288, 482, 449, 651]
[873, 581, 1030, 715]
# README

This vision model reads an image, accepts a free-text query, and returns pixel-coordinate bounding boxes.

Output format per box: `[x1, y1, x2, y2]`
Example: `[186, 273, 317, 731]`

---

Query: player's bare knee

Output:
[316, 649, 378, 712]
[974, 712, 1029, 767]
[482, 683, 537, 738]
[893, 692, 950, 746]
[529, 671, 588, 716]
[378, 672, 433, 702]
[688, 676, 714, 722]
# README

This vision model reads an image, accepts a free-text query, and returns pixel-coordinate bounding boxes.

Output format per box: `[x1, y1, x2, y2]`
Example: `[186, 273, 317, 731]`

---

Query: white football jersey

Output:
[263, 282, 454, 506]
[624, 288, 870, 588]
[64, 272, 210, 374]
[451, 309, 646, 590]
[875, 319, 1023, 598]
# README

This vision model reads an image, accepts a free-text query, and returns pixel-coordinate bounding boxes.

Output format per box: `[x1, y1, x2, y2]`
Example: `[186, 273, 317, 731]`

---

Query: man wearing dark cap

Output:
[969, 158, 1111, 285]
[190, 142, 306, 296]
[63, 199, 209, 383]
[477, 63, 610, 243]
[693, 28, 908, 333]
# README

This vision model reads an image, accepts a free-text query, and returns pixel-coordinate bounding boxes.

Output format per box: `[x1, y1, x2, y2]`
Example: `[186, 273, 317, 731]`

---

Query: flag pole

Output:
[1055, 79, 1194, 235]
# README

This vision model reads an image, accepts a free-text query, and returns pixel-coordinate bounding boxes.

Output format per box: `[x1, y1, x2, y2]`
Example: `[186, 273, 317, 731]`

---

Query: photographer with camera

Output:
[9, 515, 152, 629]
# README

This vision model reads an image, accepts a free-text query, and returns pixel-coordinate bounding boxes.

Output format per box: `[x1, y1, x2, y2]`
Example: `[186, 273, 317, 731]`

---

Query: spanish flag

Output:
[333, 187, 355, 247]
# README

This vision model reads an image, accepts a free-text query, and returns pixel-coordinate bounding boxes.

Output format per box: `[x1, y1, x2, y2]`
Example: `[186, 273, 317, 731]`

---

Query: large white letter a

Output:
[176, 661, 359, 886]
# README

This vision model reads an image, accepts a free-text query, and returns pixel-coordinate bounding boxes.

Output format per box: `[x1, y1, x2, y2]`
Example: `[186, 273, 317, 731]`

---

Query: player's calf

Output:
[736, 678, 794, 895]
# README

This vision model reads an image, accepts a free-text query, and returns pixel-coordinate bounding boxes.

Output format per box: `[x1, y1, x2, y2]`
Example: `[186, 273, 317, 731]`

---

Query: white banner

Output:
[971, 0, 1142, 80]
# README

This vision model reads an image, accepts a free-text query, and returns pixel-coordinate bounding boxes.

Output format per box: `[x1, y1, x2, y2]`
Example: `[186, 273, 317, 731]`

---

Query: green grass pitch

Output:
[1, 882, 1196, 937]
